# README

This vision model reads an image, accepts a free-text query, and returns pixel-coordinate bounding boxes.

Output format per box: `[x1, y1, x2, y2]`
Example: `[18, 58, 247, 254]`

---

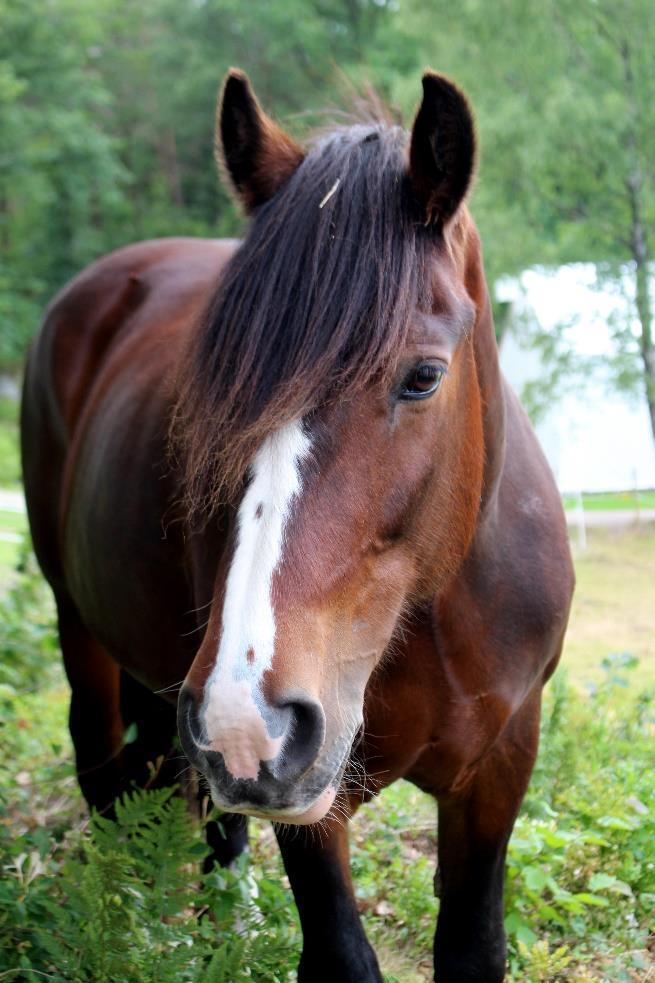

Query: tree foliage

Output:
[392, 0, 655, 433]
[1, 0, 654, 438]
[0, 0, 393, 368]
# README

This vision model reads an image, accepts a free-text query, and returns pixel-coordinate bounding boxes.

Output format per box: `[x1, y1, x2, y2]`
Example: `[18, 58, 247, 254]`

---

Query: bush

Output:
[1, 787, 299, 982]
[0, 560, 653, 981]
[0, 541, 58, 691]
[505, 664, 655, 980]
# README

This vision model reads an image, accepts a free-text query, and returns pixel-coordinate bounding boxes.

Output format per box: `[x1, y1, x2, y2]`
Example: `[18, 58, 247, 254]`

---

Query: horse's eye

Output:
[398, 361, 446, 401]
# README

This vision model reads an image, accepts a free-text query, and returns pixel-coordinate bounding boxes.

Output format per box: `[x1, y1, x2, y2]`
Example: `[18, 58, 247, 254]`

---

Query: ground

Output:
[566, 526, 655, 689]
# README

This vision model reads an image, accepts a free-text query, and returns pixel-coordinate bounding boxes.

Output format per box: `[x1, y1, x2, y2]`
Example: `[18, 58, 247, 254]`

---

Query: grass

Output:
[566, 526, 655, 689]
[1, 536, 654, 981]
[0, 509, 27, 533]
[0, 511, 27, 590]
[563, 490, 655, 511]
[3, 516, 651, 689]
[0, 397, 21, 488]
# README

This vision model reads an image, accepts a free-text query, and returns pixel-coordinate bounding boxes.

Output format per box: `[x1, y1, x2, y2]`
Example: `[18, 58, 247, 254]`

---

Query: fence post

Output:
[574, 489, 586, 551]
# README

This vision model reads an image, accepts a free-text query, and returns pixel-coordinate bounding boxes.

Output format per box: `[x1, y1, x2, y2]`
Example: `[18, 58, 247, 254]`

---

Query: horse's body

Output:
[22, 72, 574, 981]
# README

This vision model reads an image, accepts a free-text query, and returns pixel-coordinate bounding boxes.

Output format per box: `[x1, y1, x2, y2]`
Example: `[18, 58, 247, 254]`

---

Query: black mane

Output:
[173, 123, 432, 515]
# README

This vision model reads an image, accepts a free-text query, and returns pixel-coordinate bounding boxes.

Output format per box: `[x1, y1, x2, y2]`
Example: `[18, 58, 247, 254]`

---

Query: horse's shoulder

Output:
[442, 384, 574, 652]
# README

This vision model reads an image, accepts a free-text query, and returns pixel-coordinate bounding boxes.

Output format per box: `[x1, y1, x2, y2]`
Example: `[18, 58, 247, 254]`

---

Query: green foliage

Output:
[350, 664, 655, 980]
[3, 0, 654, 430]
[1, 784, 299, 982]
[0, 397, 20, 487]
[0, 541, 57, 691]
[0, 557, 654, 979]
[514, 939, 575, 982]
[0, 0, 132, 368]
[505, 664, 655, 979]
[392, 0, 655, 429]
[0, 0, 395, 371]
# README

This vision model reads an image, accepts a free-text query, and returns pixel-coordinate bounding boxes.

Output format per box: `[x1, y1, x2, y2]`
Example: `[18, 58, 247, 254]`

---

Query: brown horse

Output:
[21, 69, 574, 981]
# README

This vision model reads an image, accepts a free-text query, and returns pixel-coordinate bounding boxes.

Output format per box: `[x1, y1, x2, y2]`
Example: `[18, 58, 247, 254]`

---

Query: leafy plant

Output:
[0, 538, 58, 691]
[0, 555, 653, 980]
[1, 786, 299, 982]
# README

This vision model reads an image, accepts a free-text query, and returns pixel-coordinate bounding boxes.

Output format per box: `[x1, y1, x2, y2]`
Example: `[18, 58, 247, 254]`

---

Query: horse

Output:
[21, 68, 574, 982]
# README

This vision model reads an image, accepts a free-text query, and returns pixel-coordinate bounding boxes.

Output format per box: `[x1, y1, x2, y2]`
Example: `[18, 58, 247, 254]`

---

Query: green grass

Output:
[0, 400, 653, 980]
[563, 489, 655, 511]
[0, 508, 27, 533]
[0, 511, 27, 589]
[566, 526, 655, 689]
[0, 396, 21, 488]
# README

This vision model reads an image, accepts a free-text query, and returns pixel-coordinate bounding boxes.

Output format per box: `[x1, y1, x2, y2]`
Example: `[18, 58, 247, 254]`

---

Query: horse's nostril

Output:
[272, 695, 326, 783]
[178, 682, 326, 790]
[177, 684, 203, 753]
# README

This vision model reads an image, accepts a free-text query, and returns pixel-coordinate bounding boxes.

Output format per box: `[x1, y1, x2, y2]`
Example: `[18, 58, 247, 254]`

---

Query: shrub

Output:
[1, 560, 653, 981]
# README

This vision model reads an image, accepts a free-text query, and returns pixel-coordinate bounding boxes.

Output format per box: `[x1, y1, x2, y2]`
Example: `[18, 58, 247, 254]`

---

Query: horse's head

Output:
[177, 69, 488, 823]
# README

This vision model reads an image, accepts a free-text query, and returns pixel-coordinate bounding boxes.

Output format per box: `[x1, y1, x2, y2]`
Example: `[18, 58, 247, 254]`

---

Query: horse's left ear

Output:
[217, 69, 305, 213]
[408, 72, 476, 228]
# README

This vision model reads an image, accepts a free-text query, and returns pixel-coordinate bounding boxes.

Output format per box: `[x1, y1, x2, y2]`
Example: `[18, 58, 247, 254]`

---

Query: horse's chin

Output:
[210, 785, 336, 826]
[273, 786, 337, 825]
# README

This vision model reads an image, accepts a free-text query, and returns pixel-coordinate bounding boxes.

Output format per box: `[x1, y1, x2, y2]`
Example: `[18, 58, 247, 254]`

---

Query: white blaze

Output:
[201, 420, 312, 780]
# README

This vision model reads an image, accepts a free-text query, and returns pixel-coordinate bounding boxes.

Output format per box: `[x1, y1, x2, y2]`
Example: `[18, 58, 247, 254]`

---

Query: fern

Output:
[1, 786, 300, 981]
[36, 842, 146, 982]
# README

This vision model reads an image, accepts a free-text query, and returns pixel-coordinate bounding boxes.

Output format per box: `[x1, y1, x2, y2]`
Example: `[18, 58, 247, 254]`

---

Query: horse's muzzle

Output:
[177, 684, 339, 823]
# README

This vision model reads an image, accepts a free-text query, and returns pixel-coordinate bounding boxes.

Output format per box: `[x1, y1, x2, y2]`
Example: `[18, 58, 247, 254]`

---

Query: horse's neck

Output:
[460, 219, 507, 509]
[475, 296, 507, 508]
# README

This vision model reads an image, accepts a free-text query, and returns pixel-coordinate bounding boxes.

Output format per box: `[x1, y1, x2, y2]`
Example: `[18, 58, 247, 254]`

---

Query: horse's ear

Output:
[217, 69, 304, 213]
[408, 72, 476, 229]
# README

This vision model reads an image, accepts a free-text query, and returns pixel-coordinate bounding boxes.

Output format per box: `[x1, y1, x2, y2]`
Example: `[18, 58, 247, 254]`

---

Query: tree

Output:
[384, 0, 655, 441]
[4, 0, 654, 439]
[0, 0, 129, 366]
[0, 0, 399, 369]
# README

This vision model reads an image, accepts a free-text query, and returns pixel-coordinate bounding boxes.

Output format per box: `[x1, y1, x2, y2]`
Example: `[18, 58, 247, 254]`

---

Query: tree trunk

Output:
[632, 232, 655, 442]
[621, 40, 655, 444]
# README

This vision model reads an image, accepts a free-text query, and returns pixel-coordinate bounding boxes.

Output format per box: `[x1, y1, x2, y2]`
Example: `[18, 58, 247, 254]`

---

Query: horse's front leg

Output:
[275, 816, 383, 983]
[433, 690, 541, 983]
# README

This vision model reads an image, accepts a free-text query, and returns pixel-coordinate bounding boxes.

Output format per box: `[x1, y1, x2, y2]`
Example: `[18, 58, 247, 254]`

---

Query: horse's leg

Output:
[204, 812, 249, 873]
[121, 672, 249, 870]
[59, 599, 182, 815]
[433, 690, 541, 983]
[56, 596, 125, 815]
[276, 818, 383, 983]
[119, 669, 178, 790]
[120, 671, 250, 870]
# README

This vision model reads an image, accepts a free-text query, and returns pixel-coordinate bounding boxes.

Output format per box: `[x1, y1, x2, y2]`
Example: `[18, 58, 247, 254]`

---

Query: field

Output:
[0, 399, 20, 488]
[1, 409, 654, 981]
[566, 527, 655, 690]
[562, 491, 655, 512]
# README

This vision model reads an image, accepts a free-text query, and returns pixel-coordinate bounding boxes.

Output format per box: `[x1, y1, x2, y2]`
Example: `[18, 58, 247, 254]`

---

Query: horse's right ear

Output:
[217, 69, 304, 213]
[408, 72, 476, 229]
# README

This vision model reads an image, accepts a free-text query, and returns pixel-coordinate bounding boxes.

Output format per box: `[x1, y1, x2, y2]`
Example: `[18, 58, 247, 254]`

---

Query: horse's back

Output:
[26, 237, 236, 435]
[21, 236, 237, 591]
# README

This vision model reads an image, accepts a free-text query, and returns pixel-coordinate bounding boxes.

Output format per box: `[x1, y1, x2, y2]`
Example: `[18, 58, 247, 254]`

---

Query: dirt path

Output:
[567, 508, 655, 527]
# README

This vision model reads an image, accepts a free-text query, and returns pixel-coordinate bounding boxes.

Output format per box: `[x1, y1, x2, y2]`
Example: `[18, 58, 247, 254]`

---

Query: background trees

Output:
[1, 0, 653, 441]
